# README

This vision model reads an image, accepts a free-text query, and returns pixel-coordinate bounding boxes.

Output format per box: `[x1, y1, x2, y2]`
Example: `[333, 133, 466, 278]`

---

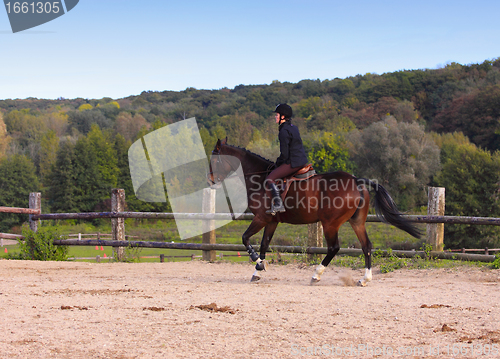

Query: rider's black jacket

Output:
[275, 120, 308, 168]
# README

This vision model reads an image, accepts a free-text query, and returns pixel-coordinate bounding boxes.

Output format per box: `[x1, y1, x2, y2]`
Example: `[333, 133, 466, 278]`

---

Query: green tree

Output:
[0, 154, 40, 232]
[296, 96, 323, 118]
[431, 131, 471, 162]
[305, 131, 355, 174]
[72, 136, 104, 212]
[349, 116, 440, 210]
[432, 85, 500, 151]
[0, 114, 11, 160]
[48, 141, 78, 213]
[199, 126, 216, 157]
[247, 128, 280, 161]
[3, 109, 47, 165]
[434, 140, 500, 249]
[96, 101, 120, 120]
[332, 79, 355, 97]
[114, 133, 171, 212]
[86, 125, 119, 191]
[67, 109, 113, 134]
[39, 130, 59, 186]
[246, 91, 268, 117]
[48, 130, 118, 214]
[211, 124, 227, 142]
[341, 97, 420, 129]
[217, 112, 254, 147]
[303, 99, 341, 131]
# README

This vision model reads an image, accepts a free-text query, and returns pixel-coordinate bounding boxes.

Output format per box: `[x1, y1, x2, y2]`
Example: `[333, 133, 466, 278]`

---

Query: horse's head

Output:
[208, 137, 242, 187]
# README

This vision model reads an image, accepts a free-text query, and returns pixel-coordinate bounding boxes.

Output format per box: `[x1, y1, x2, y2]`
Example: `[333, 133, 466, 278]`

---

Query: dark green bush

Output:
[17, 225, 68, 261]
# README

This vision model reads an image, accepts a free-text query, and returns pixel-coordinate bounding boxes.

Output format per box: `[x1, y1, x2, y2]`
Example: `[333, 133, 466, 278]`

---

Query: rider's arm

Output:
[276, 128, 291, 165]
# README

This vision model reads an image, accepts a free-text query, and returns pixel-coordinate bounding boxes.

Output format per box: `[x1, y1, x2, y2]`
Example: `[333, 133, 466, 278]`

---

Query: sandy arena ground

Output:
[0, 260, 499, 359]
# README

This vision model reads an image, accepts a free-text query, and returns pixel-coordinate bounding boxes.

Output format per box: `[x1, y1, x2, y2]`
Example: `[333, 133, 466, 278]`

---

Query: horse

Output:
[208, 138, 421, 286]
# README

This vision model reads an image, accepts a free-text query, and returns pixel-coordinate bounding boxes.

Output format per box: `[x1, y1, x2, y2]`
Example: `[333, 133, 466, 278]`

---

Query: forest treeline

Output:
[2, 58, 500, 248]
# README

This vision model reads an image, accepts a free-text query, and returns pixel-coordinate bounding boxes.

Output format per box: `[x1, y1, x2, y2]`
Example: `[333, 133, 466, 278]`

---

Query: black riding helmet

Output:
[274, 103, 293, 119]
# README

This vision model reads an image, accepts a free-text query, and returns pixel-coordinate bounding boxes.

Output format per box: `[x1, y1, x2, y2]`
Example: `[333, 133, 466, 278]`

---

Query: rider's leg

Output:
[265, 164, 298, 214]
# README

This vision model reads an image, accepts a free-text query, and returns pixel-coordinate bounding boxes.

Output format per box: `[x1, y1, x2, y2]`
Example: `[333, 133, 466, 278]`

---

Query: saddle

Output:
[279, 164, 316, 200]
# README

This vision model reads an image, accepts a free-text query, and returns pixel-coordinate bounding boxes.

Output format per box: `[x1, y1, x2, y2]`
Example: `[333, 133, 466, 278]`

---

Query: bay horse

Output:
[209, 138, 421, 286]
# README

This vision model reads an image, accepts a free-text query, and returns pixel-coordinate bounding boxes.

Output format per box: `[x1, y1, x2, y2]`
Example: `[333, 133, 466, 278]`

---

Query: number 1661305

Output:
[5, 2, 61, 14]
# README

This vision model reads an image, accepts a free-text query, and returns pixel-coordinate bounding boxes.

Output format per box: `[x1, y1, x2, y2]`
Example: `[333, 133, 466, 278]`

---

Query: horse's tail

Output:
[357, 178, 422, 239]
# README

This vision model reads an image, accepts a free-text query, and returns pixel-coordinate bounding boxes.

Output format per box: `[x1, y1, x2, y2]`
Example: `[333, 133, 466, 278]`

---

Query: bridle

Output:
[209, 150, 238, 184]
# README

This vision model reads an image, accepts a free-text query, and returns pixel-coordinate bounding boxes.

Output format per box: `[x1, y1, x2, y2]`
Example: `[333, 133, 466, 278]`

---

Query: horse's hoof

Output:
[250, 275, 261, 282]
[310, 277, 320, 285]
[255, 260, 268, 271]
[357, 280, 367, 287]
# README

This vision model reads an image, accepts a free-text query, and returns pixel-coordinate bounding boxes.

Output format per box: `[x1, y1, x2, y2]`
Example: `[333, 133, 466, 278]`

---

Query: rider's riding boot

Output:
[266, 183, 285, 215]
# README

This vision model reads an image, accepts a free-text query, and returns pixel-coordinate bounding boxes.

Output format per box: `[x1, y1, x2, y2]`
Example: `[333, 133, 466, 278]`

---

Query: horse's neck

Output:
[243, 155, 270, 175]
[224, 147, 271, 190]
[226, 146, 271, 174]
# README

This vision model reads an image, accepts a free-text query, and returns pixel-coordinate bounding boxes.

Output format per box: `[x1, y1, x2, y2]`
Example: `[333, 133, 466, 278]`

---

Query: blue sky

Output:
[1, 0, 499, 100]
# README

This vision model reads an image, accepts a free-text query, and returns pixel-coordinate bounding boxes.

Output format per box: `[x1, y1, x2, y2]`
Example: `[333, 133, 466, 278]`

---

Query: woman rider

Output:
[266, 103, 308, 215]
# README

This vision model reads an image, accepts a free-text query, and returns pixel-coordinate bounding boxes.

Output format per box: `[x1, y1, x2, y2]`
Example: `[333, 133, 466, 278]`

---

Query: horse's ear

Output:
[215, 139, 221, 151]
[221, 137, 228, 145]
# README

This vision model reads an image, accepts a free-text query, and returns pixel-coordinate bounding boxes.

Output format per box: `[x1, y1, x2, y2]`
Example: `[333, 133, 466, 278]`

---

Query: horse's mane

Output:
[224, 144, 273, 165]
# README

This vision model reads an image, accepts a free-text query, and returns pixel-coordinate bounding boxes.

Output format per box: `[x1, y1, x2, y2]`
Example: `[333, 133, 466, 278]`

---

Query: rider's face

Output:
[275, 113, 283, 124]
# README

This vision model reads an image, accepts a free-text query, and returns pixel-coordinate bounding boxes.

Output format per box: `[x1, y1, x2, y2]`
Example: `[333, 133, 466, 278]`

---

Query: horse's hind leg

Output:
[311, 222, 340, 284]
[349, 219, 373, 286]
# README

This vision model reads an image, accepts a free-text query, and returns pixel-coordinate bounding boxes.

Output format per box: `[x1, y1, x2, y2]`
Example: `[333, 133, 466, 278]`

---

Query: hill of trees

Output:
[1, 58, 500, 248]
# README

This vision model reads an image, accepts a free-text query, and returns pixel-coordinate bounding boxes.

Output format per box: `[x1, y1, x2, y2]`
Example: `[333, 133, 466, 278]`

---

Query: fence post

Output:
[29, 192, 41, 232]
[427, 187, 445, 251]
[111, 189, 126, 261]
[307, 222, 323, 261]
[202, 187, 216, 261]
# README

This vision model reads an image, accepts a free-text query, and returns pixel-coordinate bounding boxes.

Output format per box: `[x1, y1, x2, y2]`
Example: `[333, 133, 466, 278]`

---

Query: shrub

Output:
[17, 225, 68, 261]
[492, 253, 500, 269]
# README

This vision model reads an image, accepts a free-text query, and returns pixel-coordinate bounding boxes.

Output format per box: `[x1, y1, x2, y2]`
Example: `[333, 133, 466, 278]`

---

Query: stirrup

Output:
[266, 208, 276, 215]
[266, 199, 285, 215]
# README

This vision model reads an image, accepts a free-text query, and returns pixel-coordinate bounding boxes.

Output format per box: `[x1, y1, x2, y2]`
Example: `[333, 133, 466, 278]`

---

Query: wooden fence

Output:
[1, 187, 499, 262]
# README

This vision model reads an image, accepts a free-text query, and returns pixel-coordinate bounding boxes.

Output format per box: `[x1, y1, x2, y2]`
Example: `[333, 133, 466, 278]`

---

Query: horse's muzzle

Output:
[206, 175, 222, 189]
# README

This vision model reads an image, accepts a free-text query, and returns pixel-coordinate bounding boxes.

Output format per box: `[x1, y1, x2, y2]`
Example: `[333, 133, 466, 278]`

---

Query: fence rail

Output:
[51, 239, 496, 263]
[446, 248, 500, 255]
[0, 233, 139, 240]
[29, 212, 500, 226]
[2, 188, 500, 262]
[0, 233, 23, 240]
[0, 206, 40, 215]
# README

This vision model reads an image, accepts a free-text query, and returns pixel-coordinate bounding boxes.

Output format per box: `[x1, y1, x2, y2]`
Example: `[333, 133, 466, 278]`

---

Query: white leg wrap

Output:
[364, 268, 372, 282]
[312, 264, 326, 280]
[358, 268, 372, 287]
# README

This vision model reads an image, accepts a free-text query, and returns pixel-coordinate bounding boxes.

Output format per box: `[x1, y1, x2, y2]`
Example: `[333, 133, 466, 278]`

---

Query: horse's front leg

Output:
[251, 221, 279, 282]
[242, 217, 267, 262]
